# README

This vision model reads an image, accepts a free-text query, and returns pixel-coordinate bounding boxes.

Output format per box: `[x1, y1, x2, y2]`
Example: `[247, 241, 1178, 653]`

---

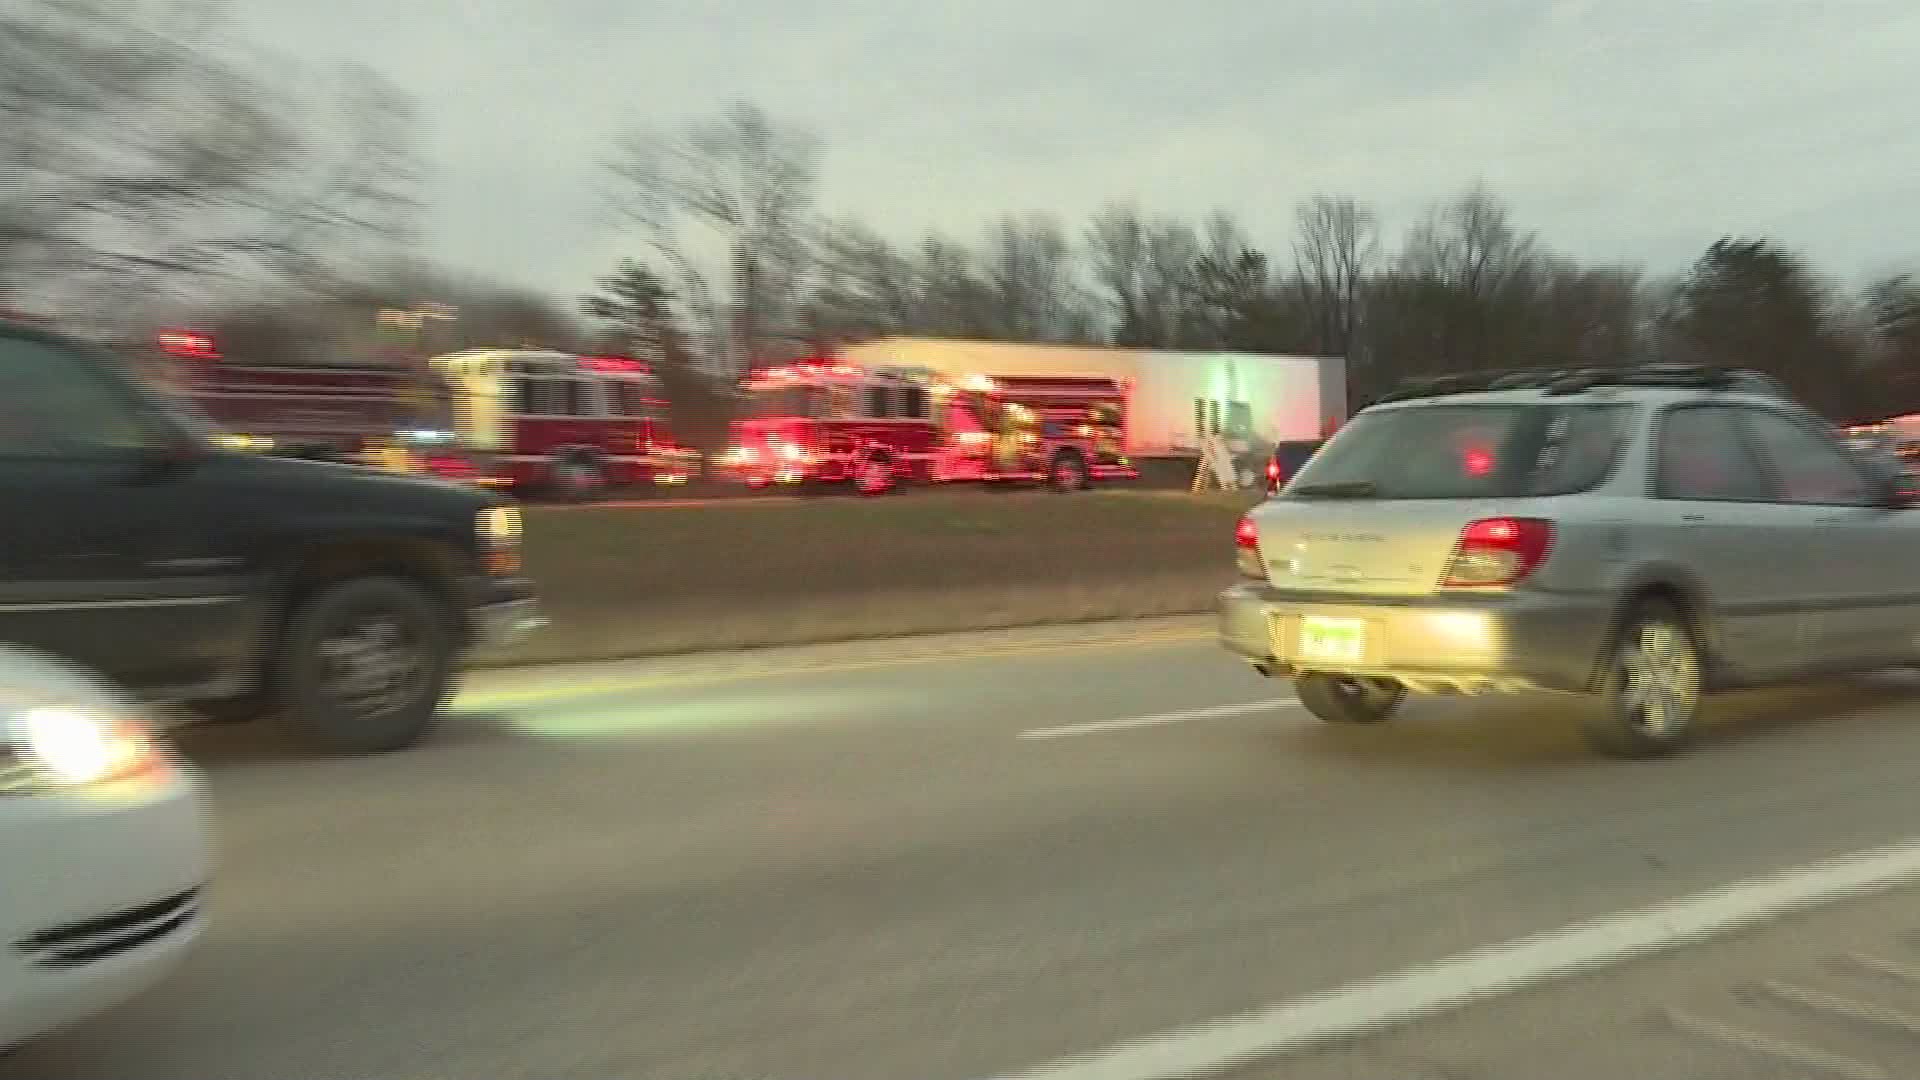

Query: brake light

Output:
[1265, 459, 1281, 493]
[1441, 517, 1554, 587]
[1235, 513, 1264, 580]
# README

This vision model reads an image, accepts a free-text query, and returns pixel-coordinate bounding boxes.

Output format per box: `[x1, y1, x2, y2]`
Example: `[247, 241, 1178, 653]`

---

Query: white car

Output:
[0, 647, 212, 1050]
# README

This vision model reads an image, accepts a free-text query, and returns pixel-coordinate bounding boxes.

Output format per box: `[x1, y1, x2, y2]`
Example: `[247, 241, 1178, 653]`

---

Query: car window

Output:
[1529, 405, 1631, 496]
[1739, 407, 1875, 506]
[1284, 403, 1617, 500]
[1655, 406, 1771, 502]
[0, 335, 152, 459]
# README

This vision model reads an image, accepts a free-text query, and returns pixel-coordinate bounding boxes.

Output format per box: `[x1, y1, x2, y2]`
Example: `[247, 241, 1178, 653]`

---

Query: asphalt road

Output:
[13, 619, 1920, 1080]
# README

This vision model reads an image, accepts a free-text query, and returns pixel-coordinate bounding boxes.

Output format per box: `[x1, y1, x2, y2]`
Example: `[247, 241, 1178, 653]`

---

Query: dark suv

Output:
[0, 320, 543, 752]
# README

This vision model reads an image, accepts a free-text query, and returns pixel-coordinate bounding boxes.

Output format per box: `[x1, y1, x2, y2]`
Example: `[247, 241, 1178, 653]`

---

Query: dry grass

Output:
[483, 490, 1255, 666]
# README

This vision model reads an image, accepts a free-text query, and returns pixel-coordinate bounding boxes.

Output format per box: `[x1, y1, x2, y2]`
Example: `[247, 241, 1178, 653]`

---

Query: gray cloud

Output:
[226, 0, 1920, 296]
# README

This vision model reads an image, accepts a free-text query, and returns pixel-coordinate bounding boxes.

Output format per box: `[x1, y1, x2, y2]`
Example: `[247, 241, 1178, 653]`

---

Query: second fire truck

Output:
[431, 348, 699, 500]
[719, 358, 1137, 494]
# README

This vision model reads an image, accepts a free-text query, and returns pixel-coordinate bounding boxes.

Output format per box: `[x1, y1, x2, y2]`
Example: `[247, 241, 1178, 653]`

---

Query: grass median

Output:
[490, 489, 1257, 665]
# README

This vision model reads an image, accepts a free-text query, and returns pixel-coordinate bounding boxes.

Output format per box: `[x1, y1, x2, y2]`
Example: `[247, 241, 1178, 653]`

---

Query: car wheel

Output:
[1584, 599, 1703, 759]
[550, 455, 606, 502]
[1295, 674, 1405, 724]
[275, 576, 455, 753]
[1049, 450, 1089, 493]
[855, 456, 894, 496]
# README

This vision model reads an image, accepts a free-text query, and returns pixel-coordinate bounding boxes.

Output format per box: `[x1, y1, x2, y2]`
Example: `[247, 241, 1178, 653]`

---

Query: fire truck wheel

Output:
[855, 455, 895, 496]
[1049, 450, 1089, 493]
[274, 575, 455, 754]
[549, 454, 606, 502]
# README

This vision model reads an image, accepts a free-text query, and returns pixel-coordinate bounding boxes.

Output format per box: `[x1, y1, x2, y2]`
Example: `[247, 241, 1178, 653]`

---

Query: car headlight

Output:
[2, 706, 162, 792]
[477, 504, 522, 576]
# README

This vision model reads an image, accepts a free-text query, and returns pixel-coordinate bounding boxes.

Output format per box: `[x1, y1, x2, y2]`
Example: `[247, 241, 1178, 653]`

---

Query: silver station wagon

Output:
[1219, 364, 1920, 758]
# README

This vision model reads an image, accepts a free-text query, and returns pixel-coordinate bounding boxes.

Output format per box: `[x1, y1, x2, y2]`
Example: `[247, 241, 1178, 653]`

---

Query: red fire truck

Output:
[153, 329, 483, 484]
[430, 348, 698, 500]
[719, 358, 1137, 494]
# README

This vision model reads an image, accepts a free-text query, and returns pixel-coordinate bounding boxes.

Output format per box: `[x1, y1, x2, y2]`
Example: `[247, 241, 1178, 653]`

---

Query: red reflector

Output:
[1443, 517, 1554, 587]
[1235, 513, 1260, 549]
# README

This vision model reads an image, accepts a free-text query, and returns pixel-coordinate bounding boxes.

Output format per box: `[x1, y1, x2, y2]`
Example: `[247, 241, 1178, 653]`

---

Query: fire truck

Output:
[719, 358, 1138, 494]
[430, 349, 698, 500]
[153, 328, 483, 485]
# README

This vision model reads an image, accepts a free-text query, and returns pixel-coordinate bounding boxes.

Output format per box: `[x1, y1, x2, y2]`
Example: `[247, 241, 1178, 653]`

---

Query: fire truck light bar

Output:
[580, 356, 650, 375]
[158, 329, 220, 360]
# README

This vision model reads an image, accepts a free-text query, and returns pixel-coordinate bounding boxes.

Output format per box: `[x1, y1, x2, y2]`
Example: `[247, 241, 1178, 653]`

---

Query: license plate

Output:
[1298, 616, 1366, 664]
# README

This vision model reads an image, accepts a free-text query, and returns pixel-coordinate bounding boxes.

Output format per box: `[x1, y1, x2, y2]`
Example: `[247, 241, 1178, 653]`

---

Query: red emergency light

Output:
[580, 356, 650, 375]
[158, 329, 220, 360]
[749, 359, 863, 385]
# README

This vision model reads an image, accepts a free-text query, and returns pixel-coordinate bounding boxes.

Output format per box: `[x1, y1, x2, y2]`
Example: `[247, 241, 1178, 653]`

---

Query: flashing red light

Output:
[426, 455, 478, 481]
[158, 329, 219, 360]
[580, 356, 648, 375]
[1463, 446, 1495, 477]
[1442, 517, 1554, 588]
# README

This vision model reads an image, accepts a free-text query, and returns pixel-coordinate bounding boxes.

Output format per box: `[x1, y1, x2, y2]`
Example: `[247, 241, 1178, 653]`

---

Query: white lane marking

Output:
[982, 838, 1920, 1080]
[1018, 699, 1302, 740]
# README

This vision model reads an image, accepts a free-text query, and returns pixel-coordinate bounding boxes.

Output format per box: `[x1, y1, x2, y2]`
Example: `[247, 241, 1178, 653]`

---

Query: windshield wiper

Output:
[1289, 480, 1378, 499]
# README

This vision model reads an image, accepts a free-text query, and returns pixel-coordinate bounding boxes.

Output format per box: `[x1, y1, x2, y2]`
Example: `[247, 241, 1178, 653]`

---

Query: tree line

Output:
[593, 102, 1920, 424]
[7, 4, 1917, 428]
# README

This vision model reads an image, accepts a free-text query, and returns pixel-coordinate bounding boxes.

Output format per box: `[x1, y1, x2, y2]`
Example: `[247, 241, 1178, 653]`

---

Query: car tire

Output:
[1295, 674, 1405, 725]
[855, 455, 894, 496]
[1584, 598, 1703, 759]
[1049, 450, 1089, 493]
[274, 576, 455, 754]
[557, 455, 609, 502]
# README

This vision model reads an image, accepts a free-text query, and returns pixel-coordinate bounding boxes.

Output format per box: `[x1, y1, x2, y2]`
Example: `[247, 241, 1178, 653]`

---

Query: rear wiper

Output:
[1288, 480, 1378, 499]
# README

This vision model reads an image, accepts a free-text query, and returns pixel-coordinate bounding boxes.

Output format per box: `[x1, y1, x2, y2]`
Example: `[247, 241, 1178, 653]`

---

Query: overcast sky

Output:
[224, 0, 1920, 300]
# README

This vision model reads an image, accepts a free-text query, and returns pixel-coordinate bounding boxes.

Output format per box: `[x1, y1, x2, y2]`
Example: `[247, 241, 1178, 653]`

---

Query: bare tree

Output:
[800, 219, 921, 339]
[1291, 196, 1378, 360]
[0, 0, 422, 333]
[1398, 181, 1540, 301]
[976, 212, 1096, 343]
[1191, 211, 1292, 351]
[604, 100, 822, 375]
[1083, 204, 1206, 348]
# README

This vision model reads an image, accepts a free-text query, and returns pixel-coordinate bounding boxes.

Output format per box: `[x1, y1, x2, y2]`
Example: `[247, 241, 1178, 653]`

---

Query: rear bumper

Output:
[1217, 582, 1613, 694]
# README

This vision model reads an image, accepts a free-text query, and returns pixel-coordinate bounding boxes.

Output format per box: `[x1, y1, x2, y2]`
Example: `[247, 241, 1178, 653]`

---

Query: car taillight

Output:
[1441, 517, 1554, 587]
[1235, 513, 1265, 580]
[1265, 459, 1281, 493]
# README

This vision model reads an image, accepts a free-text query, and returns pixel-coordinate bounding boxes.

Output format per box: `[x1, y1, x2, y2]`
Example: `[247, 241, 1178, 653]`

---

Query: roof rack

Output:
[1375, 364, 1790, 404]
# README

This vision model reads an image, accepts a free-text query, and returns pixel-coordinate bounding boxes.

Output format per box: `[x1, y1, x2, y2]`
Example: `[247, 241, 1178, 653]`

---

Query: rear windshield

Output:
[1283, 402, 1631, 500]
